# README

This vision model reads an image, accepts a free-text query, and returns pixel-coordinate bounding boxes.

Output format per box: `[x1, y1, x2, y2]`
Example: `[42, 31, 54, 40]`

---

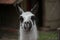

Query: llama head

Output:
[16, 4, 37, 32]
[20, 11, 36, 32]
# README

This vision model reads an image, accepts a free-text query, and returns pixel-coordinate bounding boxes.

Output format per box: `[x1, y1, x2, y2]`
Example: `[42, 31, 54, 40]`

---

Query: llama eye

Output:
[19, 16, 24, 23]
[31, 16, 36, 21]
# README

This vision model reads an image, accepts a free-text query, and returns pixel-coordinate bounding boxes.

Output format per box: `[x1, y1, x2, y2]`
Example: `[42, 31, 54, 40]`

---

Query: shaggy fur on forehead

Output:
[20, 11, 34, 17]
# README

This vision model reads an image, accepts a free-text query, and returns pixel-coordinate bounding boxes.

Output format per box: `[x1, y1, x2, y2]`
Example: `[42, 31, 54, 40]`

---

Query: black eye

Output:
[19, 16, 24, 23]
[31, 16, 36, 22]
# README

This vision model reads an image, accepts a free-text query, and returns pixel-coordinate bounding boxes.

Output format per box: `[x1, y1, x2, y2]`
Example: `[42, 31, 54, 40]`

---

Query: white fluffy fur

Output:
[19, 12, 38, 40]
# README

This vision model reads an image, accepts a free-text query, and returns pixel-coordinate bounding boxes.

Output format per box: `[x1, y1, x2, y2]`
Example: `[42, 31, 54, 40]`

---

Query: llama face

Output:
[20, 12, 35, 32]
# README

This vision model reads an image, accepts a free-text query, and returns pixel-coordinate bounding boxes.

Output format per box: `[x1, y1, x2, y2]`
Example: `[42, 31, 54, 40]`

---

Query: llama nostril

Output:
[24, 22, 29, 24]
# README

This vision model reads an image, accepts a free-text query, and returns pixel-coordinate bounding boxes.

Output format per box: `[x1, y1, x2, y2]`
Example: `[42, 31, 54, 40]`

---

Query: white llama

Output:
[16, 4, 38, 40]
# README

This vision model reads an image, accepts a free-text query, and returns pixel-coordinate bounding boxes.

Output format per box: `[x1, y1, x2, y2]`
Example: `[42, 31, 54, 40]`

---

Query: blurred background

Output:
[0, 0, 60, 40]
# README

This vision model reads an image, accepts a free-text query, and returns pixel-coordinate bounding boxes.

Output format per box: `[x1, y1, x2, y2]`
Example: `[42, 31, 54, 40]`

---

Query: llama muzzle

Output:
[24, 21, 32, 32]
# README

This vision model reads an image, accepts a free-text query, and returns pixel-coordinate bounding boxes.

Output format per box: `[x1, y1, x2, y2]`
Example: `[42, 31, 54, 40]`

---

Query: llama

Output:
[16, 4, 38, 40]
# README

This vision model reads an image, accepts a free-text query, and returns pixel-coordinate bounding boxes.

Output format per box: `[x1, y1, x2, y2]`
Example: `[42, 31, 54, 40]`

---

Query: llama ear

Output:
[31, 2, 39, 14]
[17, 5, 24, 13]
[13, 0, 24, 13]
